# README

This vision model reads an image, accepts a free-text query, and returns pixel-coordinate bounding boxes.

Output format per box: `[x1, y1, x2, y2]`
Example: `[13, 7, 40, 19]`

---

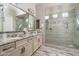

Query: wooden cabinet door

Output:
[26, 38, 33, 56]
[33, 36, 38, 52]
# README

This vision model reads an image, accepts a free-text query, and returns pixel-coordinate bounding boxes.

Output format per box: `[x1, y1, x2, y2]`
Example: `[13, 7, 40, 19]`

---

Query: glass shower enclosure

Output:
[45, 6, 79, 49]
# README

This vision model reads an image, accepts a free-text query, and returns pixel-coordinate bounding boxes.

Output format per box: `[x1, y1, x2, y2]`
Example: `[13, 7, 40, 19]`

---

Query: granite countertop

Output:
[0, 33, 38, 46]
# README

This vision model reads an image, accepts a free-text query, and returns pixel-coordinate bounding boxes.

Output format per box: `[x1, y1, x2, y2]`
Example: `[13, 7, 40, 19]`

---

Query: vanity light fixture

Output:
[62, 12, 68, 17]
[52, 14, 58, 18]
[45, 16, 49, 20]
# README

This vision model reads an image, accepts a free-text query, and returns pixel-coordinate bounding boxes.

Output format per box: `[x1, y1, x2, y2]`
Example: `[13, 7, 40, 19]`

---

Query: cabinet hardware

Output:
[38, 38, 40, 42]
[2, 46, 12, 51]
[21, 46, 25, 54]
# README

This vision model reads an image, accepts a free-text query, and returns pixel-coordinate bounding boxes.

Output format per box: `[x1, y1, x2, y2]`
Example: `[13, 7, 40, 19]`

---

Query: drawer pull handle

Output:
[3, 46, 12, 51]
[21, 47, 25, 54]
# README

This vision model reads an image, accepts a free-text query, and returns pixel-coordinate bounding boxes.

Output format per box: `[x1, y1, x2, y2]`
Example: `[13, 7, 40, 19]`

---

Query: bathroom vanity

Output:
[0, 31, 43, 56]
[0, 4, 43, 56]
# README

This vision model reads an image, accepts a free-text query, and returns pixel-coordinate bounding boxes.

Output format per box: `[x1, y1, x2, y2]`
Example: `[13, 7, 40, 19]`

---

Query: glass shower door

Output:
[73, 10, 79, 48]
[45, 9, 76, 48]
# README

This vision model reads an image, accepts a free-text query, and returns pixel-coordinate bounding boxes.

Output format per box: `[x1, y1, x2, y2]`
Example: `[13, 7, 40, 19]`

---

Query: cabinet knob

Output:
[38, 38, 40, 42]
[21, 46, 25, 54]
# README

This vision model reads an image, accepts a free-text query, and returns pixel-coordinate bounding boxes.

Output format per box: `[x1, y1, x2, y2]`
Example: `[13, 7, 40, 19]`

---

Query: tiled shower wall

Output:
[45, 9, 76, 48]
[0, 4, 3, 32]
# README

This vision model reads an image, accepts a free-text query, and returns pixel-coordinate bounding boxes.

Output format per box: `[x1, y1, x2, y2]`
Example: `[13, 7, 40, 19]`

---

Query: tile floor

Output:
[33, 45, 79, 56]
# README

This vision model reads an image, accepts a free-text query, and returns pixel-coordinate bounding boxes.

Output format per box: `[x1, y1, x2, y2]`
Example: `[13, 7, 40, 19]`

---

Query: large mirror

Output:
[0, 3, 35, 32]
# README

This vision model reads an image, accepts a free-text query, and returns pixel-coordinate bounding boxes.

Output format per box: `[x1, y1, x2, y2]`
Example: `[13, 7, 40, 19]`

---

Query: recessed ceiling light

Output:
[62, 12, 68, 17]
[45, 16, 49, 20]
[52, 14, 58, 18]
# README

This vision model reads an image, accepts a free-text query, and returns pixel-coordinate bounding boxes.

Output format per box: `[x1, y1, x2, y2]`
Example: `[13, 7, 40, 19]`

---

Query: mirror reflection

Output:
[28, 14, 35, 31]
[16, 14, 29, 31]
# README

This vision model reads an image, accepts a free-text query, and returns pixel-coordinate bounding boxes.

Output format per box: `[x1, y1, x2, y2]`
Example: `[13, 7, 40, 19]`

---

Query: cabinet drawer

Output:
[16, 39, 27, 47]
[5, 44, 28, 56]
[1, 48, 21, 56]
[0, 42, 15, 55]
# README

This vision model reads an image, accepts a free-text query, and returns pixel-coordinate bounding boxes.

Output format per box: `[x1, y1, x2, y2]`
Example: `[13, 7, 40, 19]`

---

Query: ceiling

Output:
[36, 3, 79, 13]
[36, 3, 78, 7]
